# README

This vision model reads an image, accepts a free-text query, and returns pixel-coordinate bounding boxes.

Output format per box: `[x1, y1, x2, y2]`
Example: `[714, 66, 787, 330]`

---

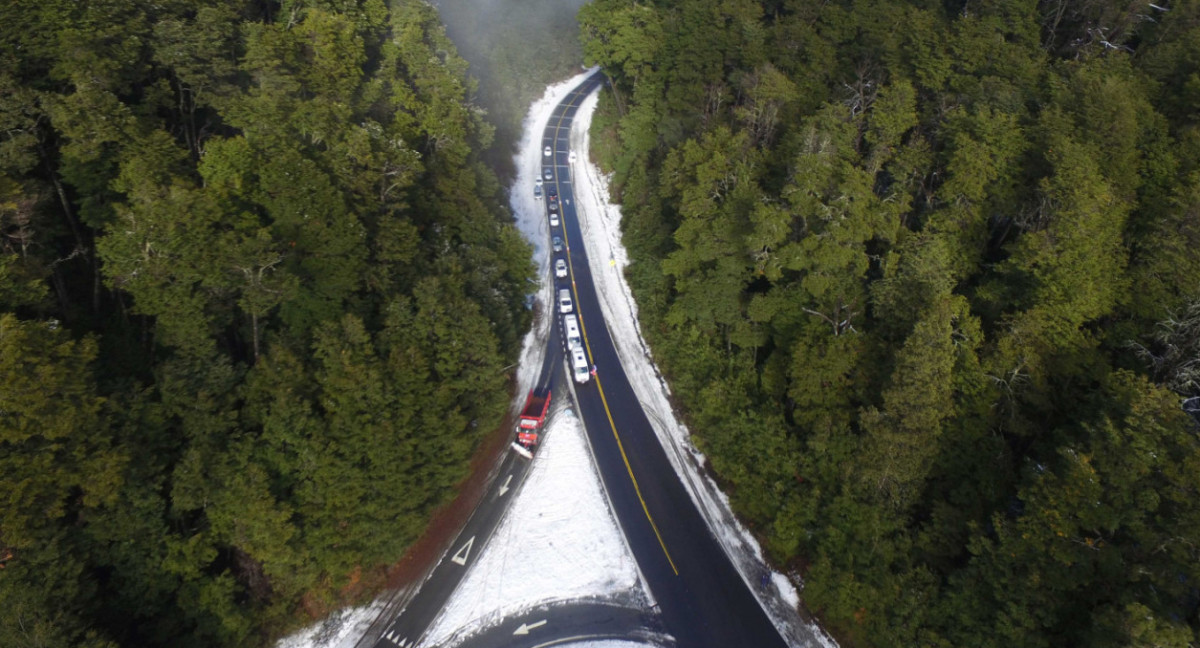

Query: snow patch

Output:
[275, 601, 388, 648]
[418, 407, 645, 647]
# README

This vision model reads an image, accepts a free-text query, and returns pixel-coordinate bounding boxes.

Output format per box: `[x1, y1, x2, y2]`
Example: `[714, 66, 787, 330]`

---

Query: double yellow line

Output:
[548, 81, 679, 576]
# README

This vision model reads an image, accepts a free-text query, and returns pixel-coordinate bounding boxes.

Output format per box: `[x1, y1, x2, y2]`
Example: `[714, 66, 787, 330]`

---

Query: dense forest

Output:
[0, 0, 532, 646]
[580, 0, 1200, 646]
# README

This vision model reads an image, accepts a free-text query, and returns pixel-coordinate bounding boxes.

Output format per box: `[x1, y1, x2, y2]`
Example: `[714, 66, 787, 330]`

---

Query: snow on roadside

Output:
[568, 90, 838, 648]
[417, 407, 646, 647]
[410, 69, 650, 648]
[276, 600, 389, 648]
[510, 69, 599, 400]
[275, 69, 638, 648]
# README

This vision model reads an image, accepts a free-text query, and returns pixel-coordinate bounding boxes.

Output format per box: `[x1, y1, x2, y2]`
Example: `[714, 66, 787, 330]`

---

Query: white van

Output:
[558, 288, 573, 314]
[563, 314, 582, 352]
[571, 349, 590, 384]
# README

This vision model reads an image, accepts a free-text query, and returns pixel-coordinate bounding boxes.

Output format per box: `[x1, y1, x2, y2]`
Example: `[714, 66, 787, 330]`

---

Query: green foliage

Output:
[584, 0, 1200, 645]
[0, 315, 122, 548]
[0, 1, 531, 646]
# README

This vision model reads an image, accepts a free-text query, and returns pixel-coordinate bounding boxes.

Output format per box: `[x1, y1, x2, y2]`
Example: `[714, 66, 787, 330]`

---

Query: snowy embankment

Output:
[276, 601, 388, 648]
[418, 407, 647, 647]
[567, 92, 838, 648]
[275, 69, 646, 648]
[414, 68, 650, 648]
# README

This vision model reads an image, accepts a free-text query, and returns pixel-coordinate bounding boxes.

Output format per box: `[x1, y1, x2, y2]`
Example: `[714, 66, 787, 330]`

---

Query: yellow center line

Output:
[547, 80, 679, 576]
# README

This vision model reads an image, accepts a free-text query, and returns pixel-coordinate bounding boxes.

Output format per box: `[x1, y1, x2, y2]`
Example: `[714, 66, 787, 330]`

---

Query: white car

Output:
[563, 314, 582, 352]
[535, 177, 543, 187]
[555, 258, 567, 278]
[558, 288, 573, 314]
[550, 211, 559, 227]
[571, 348, 590, 384]
[568, 151, 577, 163]
[543, 168, 553, 181]
[544, 146, 552, 157]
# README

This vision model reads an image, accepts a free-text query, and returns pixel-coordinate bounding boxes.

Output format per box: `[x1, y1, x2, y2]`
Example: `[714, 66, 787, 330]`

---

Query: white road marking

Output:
[499, 474, 513, 496]
[450, 536, 475, 566]
[513, 619, 548, 635]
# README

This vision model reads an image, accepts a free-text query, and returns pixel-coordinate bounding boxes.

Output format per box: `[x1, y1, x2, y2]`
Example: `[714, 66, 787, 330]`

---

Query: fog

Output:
[431, 0, 590, 177]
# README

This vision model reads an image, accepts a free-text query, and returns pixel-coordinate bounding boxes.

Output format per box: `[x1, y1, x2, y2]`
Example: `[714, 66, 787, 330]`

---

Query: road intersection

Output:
[363, 73, 792, 648]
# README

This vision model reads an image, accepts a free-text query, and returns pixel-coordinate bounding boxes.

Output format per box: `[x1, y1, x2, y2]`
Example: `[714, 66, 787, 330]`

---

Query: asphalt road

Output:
[548, 76, 791, 648]
[365, 352, 557, 648]
[363, 72, 792, 648]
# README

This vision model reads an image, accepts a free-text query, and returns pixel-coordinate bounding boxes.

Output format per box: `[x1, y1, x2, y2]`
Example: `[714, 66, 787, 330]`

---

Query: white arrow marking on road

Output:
[513, 620, 548, 635]
[499, 474, 513, 496]
[450, 536, 475, 566]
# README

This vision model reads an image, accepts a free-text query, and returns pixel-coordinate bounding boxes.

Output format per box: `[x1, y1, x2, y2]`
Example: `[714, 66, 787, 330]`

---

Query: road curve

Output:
[548, 76, 791, 648]
[363, 72, 793, 648]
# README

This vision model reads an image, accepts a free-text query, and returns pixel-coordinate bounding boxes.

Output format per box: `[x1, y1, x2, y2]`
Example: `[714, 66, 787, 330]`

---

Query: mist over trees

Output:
[580, 0, 1200, 645]
[432, 0, 589, 177]
[1, 0, 531, 645]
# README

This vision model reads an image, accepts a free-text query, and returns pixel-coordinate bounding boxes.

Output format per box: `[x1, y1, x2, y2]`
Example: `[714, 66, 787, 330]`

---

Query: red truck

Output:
[513, 388, 551, 452]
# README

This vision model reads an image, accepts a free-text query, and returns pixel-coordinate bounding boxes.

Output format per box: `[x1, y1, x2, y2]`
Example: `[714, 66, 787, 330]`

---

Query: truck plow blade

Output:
[510, 442, 534, 459]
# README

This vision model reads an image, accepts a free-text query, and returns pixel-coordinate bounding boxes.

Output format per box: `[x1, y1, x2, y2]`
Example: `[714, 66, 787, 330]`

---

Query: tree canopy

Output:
[0, 1, 531, 645]
[582, 0, 1200, 645]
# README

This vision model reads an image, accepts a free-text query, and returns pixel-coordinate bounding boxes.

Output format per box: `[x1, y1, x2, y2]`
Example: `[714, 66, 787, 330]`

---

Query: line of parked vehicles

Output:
[513, 143, 592, 455]
[541, 143, 589, 386]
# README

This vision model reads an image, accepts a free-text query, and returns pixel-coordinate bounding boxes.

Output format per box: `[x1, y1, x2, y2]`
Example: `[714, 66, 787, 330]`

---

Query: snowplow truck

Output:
[515, 388, 551, 449]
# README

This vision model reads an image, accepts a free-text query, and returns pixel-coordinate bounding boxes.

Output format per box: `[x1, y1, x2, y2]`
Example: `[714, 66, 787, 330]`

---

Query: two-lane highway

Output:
[547, 75, 791, 648]
[363, 72, 793, 648]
